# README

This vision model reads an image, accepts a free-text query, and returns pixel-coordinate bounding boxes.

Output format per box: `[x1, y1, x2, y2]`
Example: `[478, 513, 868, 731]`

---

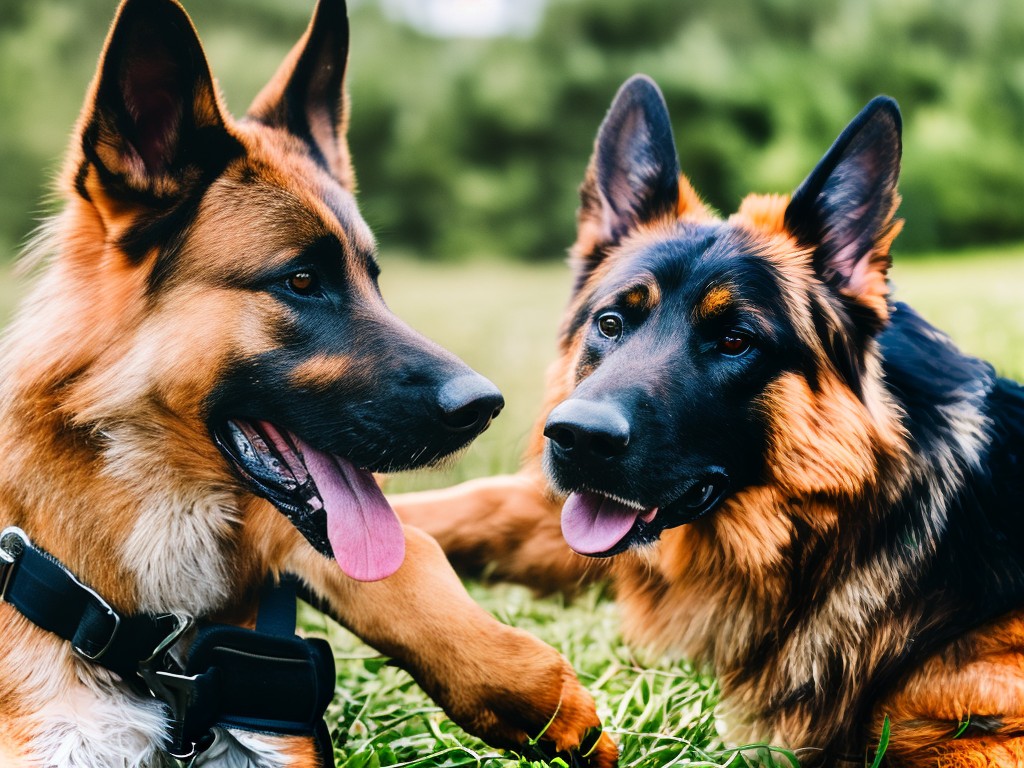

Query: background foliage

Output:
[1, 0, 1023, 262]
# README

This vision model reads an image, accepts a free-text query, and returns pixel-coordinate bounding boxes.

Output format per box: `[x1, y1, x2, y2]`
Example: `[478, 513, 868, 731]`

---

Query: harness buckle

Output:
[139, 614, 205, 760]
[141, 612, 195, 672]
[70, 578, 122, 663]
[145, 668, 204, 760]
[0, 526, 30, 602]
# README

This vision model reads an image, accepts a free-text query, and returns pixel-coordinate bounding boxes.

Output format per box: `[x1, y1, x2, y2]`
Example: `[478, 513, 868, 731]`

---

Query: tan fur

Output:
[872, 615, 1024, 767]
[396, 471, 604, 597]
[759, 370, 905, 499]
[290, 354, 354, 391]
[0, 2, 615, 766]
[623, 281, 660, 312]
[675, 174, 713, 221]
[692, 284, 733, 321]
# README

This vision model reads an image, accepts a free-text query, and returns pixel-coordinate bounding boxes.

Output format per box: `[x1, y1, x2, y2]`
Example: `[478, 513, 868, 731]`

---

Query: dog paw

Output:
[503, 665, 619, 768]
[445, 627, 618, 767]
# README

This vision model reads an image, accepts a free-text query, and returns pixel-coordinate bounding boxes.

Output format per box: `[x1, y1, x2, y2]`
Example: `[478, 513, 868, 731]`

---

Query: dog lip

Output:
[211, 419, 334, 557]
[560, 469, 728, 521]
[662, 470, 730, 522]
[567, 470, 730, 558]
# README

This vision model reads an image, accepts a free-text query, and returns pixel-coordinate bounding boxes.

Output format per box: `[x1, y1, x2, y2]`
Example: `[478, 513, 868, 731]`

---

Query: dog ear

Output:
[785, 97, 903, 331]
[77, 0, 234, 201]
[571, 75, 684, 293]
[247, 0, 353, 187]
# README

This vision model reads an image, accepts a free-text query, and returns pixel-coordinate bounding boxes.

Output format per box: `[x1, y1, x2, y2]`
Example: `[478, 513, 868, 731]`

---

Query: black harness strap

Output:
[155, 576, 337, 761]
[0, 527, 336, 766]
[0, 527, 179, 681]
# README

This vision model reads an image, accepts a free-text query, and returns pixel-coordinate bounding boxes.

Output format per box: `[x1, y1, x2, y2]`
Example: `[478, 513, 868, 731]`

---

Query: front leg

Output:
[390, 471, 607, 596]
[285, 522, 618, 766]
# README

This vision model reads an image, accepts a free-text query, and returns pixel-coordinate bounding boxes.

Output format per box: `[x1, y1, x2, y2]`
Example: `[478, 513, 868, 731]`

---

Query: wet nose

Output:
[544, 399, 630, 461]
[437, 374, 504, 434]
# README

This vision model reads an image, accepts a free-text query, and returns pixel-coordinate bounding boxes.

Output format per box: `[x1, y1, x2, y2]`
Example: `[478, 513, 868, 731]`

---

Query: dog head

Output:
[33, 0, 502, 581]
[546, 76, 904, 557]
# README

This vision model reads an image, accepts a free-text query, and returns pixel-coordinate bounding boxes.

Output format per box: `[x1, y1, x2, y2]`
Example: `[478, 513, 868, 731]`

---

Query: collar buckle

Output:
[0, 526, 30, 602]
[69, 574, 122, 663]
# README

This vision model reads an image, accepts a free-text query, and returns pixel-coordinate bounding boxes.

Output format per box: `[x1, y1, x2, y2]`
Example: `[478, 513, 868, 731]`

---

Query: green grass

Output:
[1, 243, 1022, 766]
[889, 250, 1024, 382]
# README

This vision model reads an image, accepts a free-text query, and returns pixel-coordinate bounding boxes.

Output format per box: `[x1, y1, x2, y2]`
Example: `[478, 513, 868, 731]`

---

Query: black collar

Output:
[0, 526, 183, 680]
[0, 526, 336, 765]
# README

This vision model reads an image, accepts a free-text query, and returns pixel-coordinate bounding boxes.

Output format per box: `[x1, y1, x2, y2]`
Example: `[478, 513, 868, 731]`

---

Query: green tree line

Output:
[1, 0, 1022, 261]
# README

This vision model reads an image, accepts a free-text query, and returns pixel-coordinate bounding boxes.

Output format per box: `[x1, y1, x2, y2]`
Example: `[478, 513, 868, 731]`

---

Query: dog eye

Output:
[717, 330, 754, 356]
[287, 270, 321, 296]
[597, 312, 623, 340]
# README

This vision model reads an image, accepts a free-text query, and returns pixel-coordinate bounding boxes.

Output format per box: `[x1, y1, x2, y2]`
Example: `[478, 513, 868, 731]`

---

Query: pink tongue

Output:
[293, 436, 405, 582]
[561, 491, 646, 555]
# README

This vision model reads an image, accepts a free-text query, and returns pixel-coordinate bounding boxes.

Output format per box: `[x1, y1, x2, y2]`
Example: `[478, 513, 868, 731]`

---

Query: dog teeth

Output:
[228, 422, 257, 461]
[226, 420, 298, 489]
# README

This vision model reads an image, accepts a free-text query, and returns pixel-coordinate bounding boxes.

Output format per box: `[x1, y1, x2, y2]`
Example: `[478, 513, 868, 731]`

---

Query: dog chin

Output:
[415, 441, 473, 472]
[627, 540, 663, 568]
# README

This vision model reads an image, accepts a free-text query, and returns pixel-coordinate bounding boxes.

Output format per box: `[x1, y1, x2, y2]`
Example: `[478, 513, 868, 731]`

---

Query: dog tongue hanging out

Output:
[220, 421, 406, 581]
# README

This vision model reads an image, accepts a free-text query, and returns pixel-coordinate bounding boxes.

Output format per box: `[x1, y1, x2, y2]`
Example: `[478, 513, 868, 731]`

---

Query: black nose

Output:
[544, 399, 630, 461]
[437, 374, 504, 433]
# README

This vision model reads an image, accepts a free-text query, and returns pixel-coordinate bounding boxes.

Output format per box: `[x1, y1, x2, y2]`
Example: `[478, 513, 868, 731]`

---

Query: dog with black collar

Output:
[0, 1, 617, 766]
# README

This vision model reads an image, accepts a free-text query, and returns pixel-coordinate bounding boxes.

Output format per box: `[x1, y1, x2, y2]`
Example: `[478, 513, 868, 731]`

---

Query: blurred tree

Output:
[1, 0, 1022, 261]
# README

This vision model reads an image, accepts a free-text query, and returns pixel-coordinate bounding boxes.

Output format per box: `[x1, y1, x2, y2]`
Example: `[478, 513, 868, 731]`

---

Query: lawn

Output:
[1, 244, 1022, 766]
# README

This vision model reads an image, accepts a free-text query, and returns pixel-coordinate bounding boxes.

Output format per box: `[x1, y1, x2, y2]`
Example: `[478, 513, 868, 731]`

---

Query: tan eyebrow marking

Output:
[622, 279, 661, 311]
[694, 284, 734, 321]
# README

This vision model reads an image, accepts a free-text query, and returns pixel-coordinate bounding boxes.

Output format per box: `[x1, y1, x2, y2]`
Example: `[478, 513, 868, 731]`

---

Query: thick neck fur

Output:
[0, 210, 276, 767]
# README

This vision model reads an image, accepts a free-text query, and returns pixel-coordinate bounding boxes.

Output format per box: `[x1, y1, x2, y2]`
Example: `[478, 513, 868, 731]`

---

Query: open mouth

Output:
[213, 420, 405, 582]
[560, 471, 729, 557]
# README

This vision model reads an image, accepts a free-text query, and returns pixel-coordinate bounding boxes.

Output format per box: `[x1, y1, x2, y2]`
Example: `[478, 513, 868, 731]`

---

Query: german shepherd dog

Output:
[395, 77, 1024, 765]
[0, 1, 618, 766]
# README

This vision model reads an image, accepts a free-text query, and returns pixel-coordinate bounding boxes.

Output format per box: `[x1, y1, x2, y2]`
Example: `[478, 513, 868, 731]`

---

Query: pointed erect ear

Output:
[785, 96, 903, 330]
[80, 0, 236, 200]
[572, 75, 683, 292]
[247, 0, 353, 186]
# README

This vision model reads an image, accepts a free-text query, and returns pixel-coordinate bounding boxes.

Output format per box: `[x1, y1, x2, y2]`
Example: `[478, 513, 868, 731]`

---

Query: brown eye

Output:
[287, 270, 319, 296]
[717, 330, 753, 356]
[597, 312, 623, 340]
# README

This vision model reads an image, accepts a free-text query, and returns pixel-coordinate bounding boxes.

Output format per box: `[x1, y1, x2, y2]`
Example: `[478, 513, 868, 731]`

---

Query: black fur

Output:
[552, 81, 1024, 757]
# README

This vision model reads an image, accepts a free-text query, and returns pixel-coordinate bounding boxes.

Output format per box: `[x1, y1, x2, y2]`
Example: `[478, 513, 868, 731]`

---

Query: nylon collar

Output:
[0, 526, 336, 765]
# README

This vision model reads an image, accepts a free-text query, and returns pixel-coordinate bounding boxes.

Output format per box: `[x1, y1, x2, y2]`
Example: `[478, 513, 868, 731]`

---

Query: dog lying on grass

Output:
[395, 77, 1024, 766]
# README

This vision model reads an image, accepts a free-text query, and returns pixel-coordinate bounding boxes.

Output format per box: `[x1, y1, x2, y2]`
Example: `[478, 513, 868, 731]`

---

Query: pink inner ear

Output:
[121, 57, 183, 174]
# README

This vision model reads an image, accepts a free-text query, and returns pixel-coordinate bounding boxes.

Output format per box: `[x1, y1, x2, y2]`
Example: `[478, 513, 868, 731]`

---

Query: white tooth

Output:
[583, 487, 647, 511]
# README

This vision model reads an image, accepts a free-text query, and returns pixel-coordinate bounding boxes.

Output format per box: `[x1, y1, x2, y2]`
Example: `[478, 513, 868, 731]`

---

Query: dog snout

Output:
[545, 399, 631, 462]
[437, 374, 504, 434]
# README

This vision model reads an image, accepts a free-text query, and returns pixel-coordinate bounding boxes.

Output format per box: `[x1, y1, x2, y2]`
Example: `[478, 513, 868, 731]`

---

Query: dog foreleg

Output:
[284, 523, 617, 767]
